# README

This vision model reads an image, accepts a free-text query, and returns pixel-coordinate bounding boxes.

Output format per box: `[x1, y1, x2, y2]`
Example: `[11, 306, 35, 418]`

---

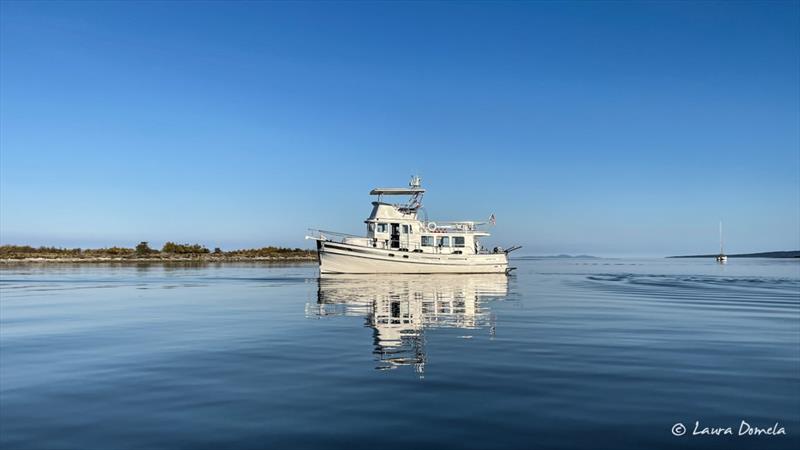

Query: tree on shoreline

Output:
[135, 242, 154, 256]
[0, 244, 313, 259]
[161, 242, 210, 254]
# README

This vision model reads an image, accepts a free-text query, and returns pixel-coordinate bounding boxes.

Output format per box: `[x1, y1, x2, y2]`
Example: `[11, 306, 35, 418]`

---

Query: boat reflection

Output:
[307, 274, 509, 375]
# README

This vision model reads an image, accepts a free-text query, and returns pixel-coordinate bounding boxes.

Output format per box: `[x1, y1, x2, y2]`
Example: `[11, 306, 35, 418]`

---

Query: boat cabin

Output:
[356, 178, 490, 255]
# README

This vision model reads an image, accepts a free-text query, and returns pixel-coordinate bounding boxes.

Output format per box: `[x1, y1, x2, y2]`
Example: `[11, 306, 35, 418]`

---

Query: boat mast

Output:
[719, 220, 724, 255]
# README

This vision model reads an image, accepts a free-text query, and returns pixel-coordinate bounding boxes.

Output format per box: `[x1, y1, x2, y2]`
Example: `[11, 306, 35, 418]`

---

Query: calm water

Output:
[1, 258, 798, 450]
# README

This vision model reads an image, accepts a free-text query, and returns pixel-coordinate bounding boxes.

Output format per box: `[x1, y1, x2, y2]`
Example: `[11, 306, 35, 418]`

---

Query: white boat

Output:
[716, 221, 728, 263]
[306, 177, 519, 274]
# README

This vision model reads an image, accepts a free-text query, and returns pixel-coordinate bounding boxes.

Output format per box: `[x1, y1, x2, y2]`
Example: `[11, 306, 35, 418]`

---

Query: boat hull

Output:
[316, 240, 508, 274]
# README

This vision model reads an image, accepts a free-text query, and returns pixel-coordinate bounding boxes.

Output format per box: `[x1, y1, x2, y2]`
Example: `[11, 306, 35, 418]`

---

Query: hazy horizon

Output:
[0, 231, 797, 260]
[2, 1, 798, 256]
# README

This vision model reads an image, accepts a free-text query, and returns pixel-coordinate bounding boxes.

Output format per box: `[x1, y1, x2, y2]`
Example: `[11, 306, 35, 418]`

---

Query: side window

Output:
[438, 236, 450, 247]
[377, 223, 387, 233]
[421, 236, 434, 247]
[453, 236, 465, 247]
[368, 223, 376, 232]
[402, 224, 409, 234]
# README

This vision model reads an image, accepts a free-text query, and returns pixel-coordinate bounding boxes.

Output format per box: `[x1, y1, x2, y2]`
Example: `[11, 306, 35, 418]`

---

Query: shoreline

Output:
[0, 255, 317, 264]
[0, 244, 318, 264]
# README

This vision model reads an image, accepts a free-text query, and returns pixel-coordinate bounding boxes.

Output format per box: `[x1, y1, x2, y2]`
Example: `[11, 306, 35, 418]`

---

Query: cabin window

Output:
[377, 223, 387, 233]
[438, 236, 450, 247]
[402, 224, 409, 234]
[453, 236, 465, 247]
[368, 223, 375, 232]
[421, 236, 434, 247]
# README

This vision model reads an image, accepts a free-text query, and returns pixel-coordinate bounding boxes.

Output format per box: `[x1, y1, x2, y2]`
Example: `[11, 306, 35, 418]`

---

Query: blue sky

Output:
[1, 1, 798, 256]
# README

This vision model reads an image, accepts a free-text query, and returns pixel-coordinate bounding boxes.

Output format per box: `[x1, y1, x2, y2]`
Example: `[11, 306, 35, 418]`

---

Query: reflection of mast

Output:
[309, 274, 508, 375]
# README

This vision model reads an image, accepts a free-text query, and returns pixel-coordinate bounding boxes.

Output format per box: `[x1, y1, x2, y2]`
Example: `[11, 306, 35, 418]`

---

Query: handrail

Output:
[434, 221, 487, 226]
[420, 221, 490, 233]
[307, 228, 363, 239]
[422, 228, 486, 234]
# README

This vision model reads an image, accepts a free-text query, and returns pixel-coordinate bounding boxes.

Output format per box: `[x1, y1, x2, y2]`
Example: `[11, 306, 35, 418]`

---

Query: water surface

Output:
[1, 258, 798, 449]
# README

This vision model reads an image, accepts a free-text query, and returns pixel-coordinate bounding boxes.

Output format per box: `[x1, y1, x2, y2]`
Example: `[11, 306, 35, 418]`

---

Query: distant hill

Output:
[668, 251, 800, 259]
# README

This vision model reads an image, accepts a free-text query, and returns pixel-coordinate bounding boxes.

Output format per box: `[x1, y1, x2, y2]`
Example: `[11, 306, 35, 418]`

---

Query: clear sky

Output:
[1, 1, 798, 256]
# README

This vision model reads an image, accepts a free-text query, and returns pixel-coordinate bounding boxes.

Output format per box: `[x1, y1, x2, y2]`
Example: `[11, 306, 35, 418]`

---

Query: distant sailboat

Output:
[716, 221, 728, 263]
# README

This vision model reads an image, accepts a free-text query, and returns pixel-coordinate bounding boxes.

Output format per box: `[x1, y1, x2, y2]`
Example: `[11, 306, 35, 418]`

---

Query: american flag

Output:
[489, 213, 496, 225]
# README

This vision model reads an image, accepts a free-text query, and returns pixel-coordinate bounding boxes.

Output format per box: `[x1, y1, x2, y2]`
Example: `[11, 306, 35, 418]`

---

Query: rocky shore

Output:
[0, 244, 317, 264]
[0, 255, 317, 264]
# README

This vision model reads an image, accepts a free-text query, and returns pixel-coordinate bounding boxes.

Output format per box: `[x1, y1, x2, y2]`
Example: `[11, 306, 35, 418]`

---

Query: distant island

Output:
[0, 242, 316, 263]
[668, 251, 800, 259]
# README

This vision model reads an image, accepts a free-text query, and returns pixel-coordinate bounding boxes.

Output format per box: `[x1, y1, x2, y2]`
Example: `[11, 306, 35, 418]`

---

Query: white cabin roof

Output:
[369, 187, 426, 196]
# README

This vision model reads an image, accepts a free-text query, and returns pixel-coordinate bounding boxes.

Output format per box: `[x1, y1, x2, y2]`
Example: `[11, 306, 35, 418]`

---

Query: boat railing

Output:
[307, 229, 363, 242]
[421, 221, 491, 234]
[434, 221, 481, 228]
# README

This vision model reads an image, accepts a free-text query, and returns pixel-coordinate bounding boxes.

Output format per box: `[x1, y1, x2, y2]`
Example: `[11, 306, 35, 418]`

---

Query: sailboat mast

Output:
[719, 221, 723, 255]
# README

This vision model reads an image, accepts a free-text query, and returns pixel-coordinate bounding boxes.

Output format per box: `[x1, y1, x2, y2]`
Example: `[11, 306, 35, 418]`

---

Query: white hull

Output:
[316, 240, 508, 274]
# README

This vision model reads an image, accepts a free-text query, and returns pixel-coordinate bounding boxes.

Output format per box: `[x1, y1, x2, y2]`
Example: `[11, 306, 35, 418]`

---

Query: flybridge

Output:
[370, 175, 425, 211]
[370, 175, 425, 196]
[369, 187, 426, 196]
